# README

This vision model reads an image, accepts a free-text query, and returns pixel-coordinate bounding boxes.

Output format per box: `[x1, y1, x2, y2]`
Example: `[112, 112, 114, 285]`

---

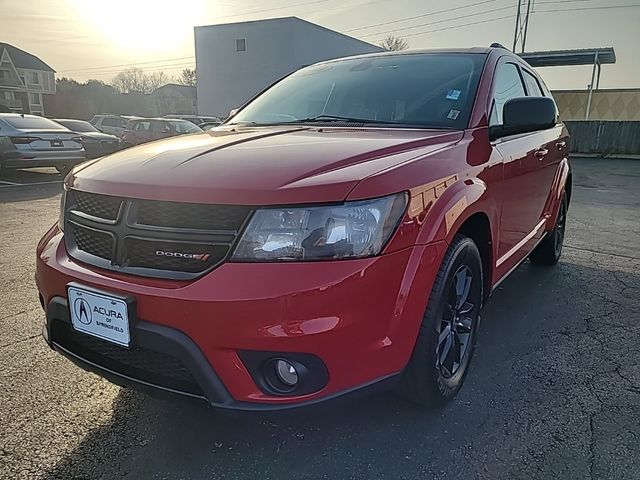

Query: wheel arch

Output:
[456, 212, 493, 304]
[415, 177, 497, 303]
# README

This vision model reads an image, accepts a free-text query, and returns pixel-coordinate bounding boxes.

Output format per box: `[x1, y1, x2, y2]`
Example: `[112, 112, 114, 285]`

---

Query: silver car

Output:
[0, 113, 86, 174]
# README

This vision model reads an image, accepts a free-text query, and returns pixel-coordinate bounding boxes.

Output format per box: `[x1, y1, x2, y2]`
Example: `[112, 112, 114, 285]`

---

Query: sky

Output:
[0, 0, 638, 90]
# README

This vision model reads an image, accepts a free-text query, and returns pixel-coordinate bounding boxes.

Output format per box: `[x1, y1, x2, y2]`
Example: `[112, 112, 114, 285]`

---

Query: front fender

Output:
[415, 177, 495, 246]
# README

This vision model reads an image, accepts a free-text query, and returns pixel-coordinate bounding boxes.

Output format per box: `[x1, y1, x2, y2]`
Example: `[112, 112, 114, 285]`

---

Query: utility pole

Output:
[512, 0, 533, 53]
[521, 0, 532, 53]
[512, 0, 522, 51]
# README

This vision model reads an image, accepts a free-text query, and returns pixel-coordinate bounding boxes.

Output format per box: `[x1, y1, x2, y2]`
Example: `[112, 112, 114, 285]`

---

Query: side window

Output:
[489, 62, 526, 126]
[102, 117, 119, 127]
[133, 121, 151, 131]
[152, 121, 171, 133]
[522, 70, 543, 97]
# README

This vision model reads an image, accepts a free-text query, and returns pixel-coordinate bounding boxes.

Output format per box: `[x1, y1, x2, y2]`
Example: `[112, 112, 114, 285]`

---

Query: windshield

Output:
[57, 120, 99, 133]
[3, 116, 68, 130]
[230, 53, 486, 129]
[168, 120, 203, 133]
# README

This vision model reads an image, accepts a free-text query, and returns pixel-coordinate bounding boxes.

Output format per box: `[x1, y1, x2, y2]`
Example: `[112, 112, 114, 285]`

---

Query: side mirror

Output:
[489, 97, 556, 140]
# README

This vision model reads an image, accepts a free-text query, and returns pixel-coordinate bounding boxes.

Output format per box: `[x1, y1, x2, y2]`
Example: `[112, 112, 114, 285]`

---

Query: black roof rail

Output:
[490, 43, 509, 50]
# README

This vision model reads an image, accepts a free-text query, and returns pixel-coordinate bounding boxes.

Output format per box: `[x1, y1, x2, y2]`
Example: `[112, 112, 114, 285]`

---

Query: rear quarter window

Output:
[522, 70, 544, 97]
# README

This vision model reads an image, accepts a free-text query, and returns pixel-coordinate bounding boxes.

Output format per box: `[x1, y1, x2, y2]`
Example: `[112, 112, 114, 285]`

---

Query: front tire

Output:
[400, 234, 483, 407]
[529, 191, 568, 266]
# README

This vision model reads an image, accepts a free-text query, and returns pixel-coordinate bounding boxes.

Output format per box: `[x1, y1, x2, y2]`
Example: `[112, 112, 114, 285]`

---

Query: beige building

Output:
[0, 43, 56, 115]
[552, 89, 640, 121]
[150, 83, 197, 116]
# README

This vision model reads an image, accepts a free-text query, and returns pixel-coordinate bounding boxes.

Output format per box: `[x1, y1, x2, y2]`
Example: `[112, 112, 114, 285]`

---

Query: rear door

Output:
[520, 68, 569, 221]
[151, 120, 173, 140]
[133, 120, 153, 144]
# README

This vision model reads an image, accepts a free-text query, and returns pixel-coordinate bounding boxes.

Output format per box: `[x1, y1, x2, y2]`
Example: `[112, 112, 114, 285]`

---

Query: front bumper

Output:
[36, 225, 445, 409]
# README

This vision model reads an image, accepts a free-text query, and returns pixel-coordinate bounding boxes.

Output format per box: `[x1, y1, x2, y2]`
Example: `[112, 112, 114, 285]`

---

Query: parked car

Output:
[121, 118, 202, 147]
[36, 46, 571, 411]
[89, 114, 140, 138]
[163, 114, 222, 126]
[200, 121, 223, 130]
[54, 119, 120, 159]
[0, 113, 85, 174]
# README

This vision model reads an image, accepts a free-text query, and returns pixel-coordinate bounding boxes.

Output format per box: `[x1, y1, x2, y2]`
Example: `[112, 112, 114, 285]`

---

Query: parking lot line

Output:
[0, 180, 61, 188]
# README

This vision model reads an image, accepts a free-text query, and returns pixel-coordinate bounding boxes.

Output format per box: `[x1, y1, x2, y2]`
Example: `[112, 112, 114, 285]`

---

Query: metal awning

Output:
[520, 47, 617, 120]
[520, 48, 616, 67]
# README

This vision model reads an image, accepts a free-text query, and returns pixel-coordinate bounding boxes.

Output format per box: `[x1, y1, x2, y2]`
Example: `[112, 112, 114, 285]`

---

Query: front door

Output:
[490, 60, 542, 272]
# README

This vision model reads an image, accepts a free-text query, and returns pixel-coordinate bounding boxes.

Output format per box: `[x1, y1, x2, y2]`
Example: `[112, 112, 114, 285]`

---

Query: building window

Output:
[29, 93, 40, 105]
[236, 38, 246, 52]
[19, 75, 25, 85]
[4, 91, 13, 100]
[30, 72, 40, 84]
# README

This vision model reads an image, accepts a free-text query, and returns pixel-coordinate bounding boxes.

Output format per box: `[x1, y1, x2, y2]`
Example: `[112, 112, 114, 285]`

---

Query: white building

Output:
[195, 17, 383, 117]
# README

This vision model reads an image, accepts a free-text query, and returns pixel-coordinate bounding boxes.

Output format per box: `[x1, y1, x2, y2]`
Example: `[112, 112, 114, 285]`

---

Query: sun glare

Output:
[71, 0, 209, 55]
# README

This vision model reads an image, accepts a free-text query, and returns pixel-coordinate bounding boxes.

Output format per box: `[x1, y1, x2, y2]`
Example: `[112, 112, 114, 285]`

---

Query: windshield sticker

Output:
[446, 89, 461, 100]
[447, 109, 460, 120]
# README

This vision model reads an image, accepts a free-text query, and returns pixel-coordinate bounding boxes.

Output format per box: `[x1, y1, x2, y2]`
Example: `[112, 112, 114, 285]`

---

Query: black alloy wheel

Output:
[400, 234, 483, 407]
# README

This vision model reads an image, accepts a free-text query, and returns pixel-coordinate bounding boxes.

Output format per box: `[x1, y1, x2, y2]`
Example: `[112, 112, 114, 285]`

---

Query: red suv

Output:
[36, 46, 570, 410]
[120, 118, 202, 148]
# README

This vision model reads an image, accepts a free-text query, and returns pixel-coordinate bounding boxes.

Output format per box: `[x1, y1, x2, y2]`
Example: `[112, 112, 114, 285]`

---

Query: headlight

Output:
[58, 189, 67, 231]
[232, 193, 407, 261]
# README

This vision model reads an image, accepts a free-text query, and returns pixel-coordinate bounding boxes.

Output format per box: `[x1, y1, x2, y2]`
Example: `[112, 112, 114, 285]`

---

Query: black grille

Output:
[52, 320, 203, 395]
[73, 191, 121, 221]
[70, 223, 113, 260]
[64, 190, 252, 278]
[137, 200, 251, 231]
[125, 238, 229, 273]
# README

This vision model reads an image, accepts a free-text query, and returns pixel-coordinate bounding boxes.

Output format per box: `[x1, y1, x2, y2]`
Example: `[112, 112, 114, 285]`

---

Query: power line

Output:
[59, 62, 196, 79]
[373, 13, 517, 42]
[56, 0, 335, 75]
[58, 56, 195, 74]
[361, 4, 516, 38]
[532, 3, 640, 13]
[344, 0, 498, 32]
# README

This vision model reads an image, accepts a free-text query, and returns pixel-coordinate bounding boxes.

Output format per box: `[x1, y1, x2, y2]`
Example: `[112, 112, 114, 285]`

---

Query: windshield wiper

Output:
[291, 115, 400, 125]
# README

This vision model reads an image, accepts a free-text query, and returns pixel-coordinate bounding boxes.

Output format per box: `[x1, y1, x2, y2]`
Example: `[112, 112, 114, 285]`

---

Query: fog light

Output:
[275, 359, 298, 387]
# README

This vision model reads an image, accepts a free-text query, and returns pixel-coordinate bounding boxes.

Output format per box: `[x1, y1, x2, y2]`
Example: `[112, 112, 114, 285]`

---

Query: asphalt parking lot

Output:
[0, 157, 638, 480]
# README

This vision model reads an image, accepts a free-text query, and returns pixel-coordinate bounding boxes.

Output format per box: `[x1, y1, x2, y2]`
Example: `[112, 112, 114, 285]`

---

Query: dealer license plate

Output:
[68, 285, 131, 347]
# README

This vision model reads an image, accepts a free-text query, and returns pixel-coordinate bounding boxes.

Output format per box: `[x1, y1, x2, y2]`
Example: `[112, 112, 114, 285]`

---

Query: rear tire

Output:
[399, 234, 483, 407]
[529, 191, 568, 266]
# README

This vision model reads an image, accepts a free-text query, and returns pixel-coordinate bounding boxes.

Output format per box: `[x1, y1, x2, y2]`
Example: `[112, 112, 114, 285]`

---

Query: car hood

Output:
[69, 126, 463, 204]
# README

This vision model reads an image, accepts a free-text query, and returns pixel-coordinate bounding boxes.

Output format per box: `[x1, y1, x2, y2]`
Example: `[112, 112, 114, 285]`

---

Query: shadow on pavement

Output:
[42, 257, 640, 480]
[0, 168, 63, 203]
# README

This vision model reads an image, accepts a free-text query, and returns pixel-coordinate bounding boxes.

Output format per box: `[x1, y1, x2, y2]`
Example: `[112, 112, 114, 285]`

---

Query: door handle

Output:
[555, 141, 567, 149]
[534, 148, 549, 158]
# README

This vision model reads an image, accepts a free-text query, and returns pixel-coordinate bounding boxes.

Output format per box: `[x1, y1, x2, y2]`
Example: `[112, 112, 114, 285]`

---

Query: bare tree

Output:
[178, 68, 196, 87]
[147, 71, 172, 91]
[380, 35, 409, 51]
[111, 68, 172, 94]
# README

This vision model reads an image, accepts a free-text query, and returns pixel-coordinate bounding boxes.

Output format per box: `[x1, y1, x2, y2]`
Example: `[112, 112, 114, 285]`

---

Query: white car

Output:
[0, 113, 85, 175]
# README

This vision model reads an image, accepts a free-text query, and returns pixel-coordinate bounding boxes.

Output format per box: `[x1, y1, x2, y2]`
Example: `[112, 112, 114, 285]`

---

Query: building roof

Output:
[520, 48, 616, 67]
[152, 83, 196, 99]
[0, 42, 55, 72]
